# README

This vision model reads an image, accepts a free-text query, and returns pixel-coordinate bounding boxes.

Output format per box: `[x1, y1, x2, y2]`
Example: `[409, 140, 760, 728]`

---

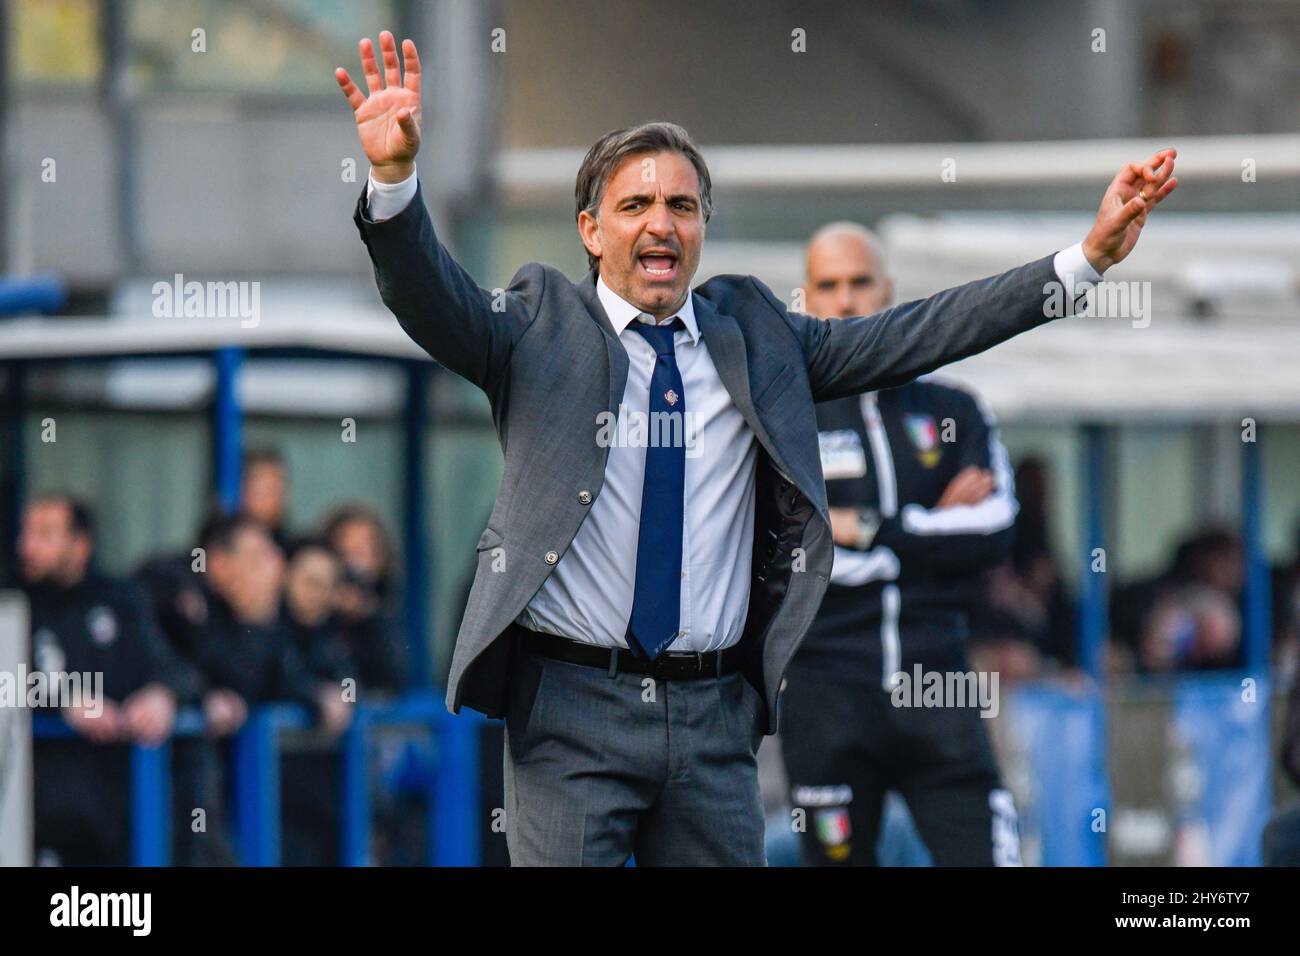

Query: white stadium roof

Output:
[0, 312, 426, 362]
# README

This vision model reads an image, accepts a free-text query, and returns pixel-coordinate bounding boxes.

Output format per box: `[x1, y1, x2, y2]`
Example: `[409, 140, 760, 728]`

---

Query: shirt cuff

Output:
[1053, 241, 1104, 313]
[365, 169, 418, 222]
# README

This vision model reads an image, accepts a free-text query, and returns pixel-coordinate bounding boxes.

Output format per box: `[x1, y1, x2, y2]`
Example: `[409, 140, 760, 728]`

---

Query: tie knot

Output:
[630, 316, 685, 356]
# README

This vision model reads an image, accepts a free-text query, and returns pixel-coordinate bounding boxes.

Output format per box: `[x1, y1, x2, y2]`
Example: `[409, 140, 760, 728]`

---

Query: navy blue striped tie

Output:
[626, 317, 687, 660]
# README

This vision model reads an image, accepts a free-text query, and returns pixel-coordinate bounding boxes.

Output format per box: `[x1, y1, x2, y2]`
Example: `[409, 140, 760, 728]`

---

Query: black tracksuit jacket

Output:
[793, 378, 1017, 685]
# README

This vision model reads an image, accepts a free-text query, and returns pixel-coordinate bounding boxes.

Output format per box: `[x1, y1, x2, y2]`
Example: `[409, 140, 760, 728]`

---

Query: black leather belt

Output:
[514, 624, 746, 680]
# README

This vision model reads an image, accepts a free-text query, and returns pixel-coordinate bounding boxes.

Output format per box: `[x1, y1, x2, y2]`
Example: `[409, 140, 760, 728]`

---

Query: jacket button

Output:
[544, 550, 559, 565]
[578, 490, 593, 505]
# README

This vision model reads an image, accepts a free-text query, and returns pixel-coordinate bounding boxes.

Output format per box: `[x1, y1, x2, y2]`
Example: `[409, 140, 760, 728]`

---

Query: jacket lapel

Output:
[575, 269, 630, 418]
[694, 295, 799, 485]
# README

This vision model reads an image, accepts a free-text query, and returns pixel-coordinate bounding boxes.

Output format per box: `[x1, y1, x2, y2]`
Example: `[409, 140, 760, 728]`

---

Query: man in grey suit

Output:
[336, 31, 1177, 865]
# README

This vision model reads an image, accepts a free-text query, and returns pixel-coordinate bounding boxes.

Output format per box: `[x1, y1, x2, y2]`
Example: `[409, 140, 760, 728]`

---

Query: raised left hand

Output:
[1082, 148, 1178, 273]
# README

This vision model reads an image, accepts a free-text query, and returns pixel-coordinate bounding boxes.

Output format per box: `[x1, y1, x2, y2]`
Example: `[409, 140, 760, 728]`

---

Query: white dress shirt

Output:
[508, 276, 758, 651]
[364, 169, 1102, 651]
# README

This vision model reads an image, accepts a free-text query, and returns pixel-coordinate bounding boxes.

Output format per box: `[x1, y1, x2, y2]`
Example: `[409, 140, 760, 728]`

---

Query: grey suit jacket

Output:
[354, 182, 1062, 734]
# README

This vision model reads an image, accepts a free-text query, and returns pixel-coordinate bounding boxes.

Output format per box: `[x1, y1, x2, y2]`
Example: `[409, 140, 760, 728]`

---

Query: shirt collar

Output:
[596, 274, 700, 345]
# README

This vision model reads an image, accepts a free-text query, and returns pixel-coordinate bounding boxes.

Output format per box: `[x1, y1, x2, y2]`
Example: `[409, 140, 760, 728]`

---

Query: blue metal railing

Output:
[30, 690, 484, 866]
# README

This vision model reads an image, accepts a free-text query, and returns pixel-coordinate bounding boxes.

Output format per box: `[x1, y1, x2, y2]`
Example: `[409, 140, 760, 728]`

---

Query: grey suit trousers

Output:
[503, 646, 767, 866]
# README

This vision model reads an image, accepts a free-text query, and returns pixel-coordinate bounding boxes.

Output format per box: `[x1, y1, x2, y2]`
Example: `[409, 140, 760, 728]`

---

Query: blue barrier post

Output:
[432, 712, 481, 866]
[38, 696, 478, 867]
[1078, 424, 1109, 681]
[1241, 433, 1271, 675]
[340, 709, 372, 866]
[212, 346, 244, 513]
[32, 714, 181, 867]
[130, 742, 171, 866]
[233, 709, 280, 866]
[0, 275, 69, 316]
[1006, 684, 1109, 866]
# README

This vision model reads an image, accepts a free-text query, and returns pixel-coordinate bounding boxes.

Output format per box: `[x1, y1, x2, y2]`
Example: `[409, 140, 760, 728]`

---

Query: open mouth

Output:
[638, 250, 678, 279]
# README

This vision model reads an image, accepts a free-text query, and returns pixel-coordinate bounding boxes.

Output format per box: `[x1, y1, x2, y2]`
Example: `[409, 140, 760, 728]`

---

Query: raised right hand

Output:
[335, 31, 422, 183]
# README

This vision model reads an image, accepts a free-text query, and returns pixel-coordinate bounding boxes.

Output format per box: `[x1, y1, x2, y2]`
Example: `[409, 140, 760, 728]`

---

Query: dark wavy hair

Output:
[574, 121, 713, 272]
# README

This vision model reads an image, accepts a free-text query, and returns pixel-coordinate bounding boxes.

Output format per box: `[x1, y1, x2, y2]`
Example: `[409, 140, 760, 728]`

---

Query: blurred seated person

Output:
[193, 513, 351, 736]
[1136, 585, 1241, 673]
[1112, 527, 1245, 673]
[134, 519, 237, 866]
[135, 541, 210, 665]
[278, 537, 359, 866]
[15, 495, 199, 865]
[281, 538, 354, 686]
[322, 504, 408, 692]
[241, 447, 291, 552]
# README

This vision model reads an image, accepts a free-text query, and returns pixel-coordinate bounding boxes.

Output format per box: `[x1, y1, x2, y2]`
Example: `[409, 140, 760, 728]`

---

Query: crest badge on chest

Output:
[904, 413, 942, 468]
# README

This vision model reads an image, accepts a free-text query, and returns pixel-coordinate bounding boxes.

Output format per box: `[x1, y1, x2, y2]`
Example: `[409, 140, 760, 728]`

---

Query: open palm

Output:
[336, 32, 422, 176]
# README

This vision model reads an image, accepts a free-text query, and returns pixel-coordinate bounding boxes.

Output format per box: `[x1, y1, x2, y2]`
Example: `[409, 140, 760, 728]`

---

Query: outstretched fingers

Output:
[341, 33, 420, 104]
[335, 67, 365, 111]
[380, 31, 402, 89]
[403, 38, 422, 94]
[359, 37, 383, 92]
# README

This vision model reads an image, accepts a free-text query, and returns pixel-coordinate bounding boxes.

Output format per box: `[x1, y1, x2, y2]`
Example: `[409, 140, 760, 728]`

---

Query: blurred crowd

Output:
[9, 445, 1300, 865]
[967, 456, 1300, 685]
[9, 448, 407, 865]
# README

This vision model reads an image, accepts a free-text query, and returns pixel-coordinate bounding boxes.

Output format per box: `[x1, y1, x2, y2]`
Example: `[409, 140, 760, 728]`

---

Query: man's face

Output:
[578, 150, 705, 319]
[18, 501, 89, 586]
[286, 549, 340, 627]
[242, 462, 286, 529]
[210, 525, 284, 621]
[332, 518, 385, 580]
[804, 232, 894, 319]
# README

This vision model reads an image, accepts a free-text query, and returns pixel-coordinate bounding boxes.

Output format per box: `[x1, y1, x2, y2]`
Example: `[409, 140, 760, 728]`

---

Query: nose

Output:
[644, 199, 674, 238]
[836, 288, 856, 317]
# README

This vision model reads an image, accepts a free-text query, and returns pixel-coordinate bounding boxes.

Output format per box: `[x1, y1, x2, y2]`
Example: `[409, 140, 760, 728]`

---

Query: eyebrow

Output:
[617, 193, 699, 206]
[815, 274, 874, 285]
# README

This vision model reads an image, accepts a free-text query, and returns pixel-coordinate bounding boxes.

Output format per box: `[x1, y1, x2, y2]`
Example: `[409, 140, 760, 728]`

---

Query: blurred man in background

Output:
[134, 515, 237, 866]
[1112, 527, 1245, 673]
[241, 447, 291, 551]
[189, 513, 352, 863]
[323, 504, 407, 693]
[279, 537, 357, 865]
[281, 538, 353, 685]
[15, 495, 198, 865]
[191, 513, 350, 735]
[780, 223, 1021, 866]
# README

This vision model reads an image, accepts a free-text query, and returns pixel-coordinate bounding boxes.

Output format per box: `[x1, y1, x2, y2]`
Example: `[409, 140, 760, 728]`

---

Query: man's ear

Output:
[883, 276, 896, 307]
[577, 210, 602, 262]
